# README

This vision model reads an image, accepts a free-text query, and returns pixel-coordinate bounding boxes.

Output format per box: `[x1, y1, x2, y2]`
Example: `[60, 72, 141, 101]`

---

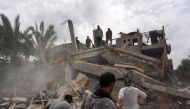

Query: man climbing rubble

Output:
[116, 79, 147, 109]
[47, 94, 73, 109]
[81, 72, 116, 109]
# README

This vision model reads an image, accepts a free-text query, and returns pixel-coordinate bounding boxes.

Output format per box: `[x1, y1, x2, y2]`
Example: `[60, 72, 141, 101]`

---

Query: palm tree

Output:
[30, 21, 57, 63]
[0, 24, 7, 59]
[21, 27, 35, 62]
[0, 14, 23, 64]
[0, 14, 35, 64]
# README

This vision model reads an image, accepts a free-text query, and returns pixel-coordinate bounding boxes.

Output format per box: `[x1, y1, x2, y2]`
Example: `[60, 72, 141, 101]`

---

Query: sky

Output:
[0, 0, 190, 69]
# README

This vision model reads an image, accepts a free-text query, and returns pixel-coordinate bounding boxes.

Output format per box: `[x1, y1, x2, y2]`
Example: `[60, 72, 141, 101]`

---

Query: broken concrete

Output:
[1, 23, 189, 109]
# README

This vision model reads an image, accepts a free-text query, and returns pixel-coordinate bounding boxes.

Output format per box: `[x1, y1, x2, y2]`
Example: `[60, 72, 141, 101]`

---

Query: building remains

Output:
[0, 21, 189, 109]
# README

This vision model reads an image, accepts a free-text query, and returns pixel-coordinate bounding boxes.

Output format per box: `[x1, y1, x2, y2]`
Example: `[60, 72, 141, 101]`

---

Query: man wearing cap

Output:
[116, 79, 147, 109]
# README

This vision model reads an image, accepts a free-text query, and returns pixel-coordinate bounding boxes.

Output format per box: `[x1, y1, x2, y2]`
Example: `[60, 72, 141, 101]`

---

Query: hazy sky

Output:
[0, 0, 190, 68]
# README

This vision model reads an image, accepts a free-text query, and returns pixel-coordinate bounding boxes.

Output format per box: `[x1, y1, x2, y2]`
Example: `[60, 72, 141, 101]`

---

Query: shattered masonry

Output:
[1, 22, 190, 109]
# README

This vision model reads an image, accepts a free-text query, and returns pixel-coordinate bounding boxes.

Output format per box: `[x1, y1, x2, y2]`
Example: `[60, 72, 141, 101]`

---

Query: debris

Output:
[15, 103, 27, 109]
[12, 97, 27, 103]
[0, 102, 10, 108]
[1, 23, 190, 109]
[69, 26, 190, 109]
[26, 104, 42, 109]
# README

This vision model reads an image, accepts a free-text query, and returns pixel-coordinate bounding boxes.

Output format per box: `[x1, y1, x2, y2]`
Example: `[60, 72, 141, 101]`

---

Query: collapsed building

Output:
[0, 20, 190, 109]
[70, 21, 189, 109]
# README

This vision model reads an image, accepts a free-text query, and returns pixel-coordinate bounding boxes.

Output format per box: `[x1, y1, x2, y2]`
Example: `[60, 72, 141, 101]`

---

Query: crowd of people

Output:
[48, 72, 147, 109]
[76, 25, 113, 50]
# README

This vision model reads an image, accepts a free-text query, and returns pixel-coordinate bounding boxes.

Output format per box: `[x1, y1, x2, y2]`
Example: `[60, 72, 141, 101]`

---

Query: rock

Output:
[27, 104, 42, 109]
[12, 97, 27, 103]
[3, 97, 10, 101]
[8, 103, 16, 109]
[15, 103, 27, 109]
[0, 102, 10, 108]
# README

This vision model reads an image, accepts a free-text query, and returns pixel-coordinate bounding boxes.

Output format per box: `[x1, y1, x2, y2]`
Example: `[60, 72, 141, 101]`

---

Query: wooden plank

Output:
[56, 73, 89, 99]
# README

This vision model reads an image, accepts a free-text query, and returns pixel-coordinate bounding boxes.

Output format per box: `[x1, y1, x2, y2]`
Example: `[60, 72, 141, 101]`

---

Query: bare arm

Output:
[116, 98, 122, 109]
[137, 89, 147, 105]
[138, 89, 147, 98]
[117, 88, 124, 109]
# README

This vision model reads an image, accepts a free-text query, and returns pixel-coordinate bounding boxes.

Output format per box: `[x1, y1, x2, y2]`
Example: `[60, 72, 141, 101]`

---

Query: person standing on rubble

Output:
[86, 36, 93, 48]
[76, 37, 80, 50]
[116, 79, 147, 109]
[94, 25, 103, 47]
[81, 72, 116, 109]
[48, 94, 73, 109]
[106, 28, 112, 45]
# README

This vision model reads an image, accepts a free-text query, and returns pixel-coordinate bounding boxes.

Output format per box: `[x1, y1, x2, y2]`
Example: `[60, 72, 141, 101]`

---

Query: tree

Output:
[21, 27, 35, 62]
[175, 55, 190, 80]
[0, 14, 23, 64]
[30, 21, 57, 63]
[0, 14, 34, 64]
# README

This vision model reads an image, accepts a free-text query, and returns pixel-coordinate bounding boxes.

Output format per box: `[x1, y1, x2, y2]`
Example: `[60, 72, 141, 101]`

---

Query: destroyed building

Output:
[46, 21, 189, 109]
[69, 23, 189, 109]
[1, 20, 189, 109]
[72, 26, 172, 80]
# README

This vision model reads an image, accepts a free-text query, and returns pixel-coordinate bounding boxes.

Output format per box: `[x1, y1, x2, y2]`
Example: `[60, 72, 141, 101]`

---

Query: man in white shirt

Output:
[117, 80, 147, 109]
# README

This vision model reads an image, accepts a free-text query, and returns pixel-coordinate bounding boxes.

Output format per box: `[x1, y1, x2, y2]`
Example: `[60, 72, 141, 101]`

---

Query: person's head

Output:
[87, 36, 89, 39]
[64, 94, 73, 104]
[97, 25, 100, 29]
[99, 72, 116, 94]
[76, 37, 78, 39]
[124, 79, 132, 86]
[108, 28, 110, 31]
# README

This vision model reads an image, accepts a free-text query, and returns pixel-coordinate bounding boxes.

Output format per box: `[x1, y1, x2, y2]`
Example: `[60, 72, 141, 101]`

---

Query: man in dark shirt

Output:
[81, 72, 116, 109]
[86, 36, 93, 48]
[106, 28, 112, 45]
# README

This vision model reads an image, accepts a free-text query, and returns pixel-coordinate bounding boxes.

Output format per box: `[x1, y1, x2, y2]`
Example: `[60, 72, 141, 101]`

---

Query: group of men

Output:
[49, 72, 147, 109]
[76, 25, 113, 49]
[81, 72, 147, 109]
[93, 25, 112, 47]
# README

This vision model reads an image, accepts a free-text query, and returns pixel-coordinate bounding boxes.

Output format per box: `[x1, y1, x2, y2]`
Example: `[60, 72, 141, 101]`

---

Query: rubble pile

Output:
[0, 73, 89, 109]
[1, 23, 190, 109]
[70, 27, 190, 109]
